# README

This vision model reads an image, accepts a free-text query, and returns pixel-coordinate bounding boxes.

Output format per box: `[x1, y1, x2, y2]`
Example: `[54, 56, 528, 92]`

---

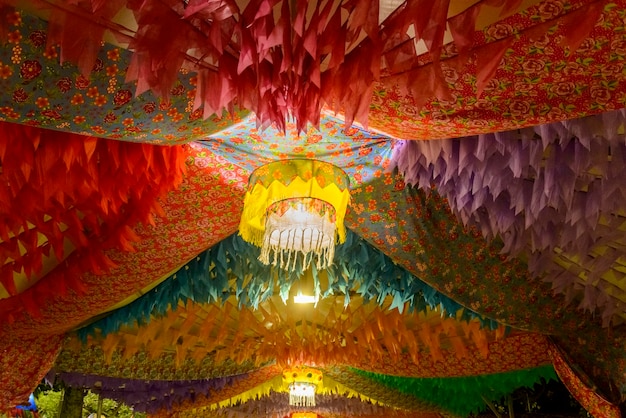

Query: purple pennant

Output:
[205, 392, 412, 417]
[49, 370, 246, 414]
[390, 109, 626, 326]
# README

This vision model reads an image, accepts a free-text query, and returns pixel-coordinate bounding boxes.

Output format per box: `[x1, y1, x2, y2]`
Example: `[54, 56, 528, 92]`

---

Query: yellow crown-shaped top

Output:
[282, 366, 323, 385]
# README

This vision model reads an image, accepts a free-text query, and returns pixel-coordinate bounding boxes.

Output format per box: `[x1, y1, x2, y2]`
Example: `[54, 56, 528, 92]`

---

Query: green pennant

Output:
[352, 365, 558, 416]
[77, 230, 500, 341]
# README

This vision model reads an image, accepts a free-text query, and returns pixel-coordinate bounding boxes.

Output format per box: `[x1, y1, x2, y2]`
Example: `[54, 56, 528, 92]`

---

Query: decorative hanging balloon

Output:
[283, 366, 324, 408]
[239, 160, 350, 271]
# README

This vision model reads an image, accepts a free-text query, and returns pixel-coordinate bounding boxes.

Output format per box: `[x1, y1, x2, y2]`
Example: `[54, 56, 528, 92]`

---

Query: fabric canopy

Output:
[2, 1, 626, 417]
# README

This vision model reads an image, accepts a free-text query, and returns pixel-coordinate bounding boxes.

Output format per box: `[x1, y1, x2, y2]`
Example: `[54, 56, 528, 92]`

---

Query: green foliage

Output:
[36, 390, 63, 418]
[82, 392, 140, 418]
[34, 389, 146, 418]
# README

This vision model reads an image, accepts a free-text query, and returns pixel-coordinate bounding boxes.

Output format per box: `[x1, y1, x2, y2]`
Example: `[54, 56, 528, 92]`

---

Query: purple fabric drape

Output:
[390, 109, 626, 324]
[50, 370, 246, 413]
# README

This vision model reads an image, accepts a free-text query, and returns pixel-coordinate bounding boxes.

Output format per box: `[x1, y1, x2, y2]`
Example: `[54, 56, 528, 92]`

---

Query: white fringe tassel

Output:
[289, 393, 316, 407]
[288, 382, 317, 407]
[259, 210, 337, 271]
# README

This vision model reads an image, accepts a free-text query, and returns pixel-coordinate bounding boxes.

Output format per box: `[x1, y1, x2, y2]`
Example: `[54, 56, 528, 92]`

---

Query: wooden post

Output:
[59, 386, 85, 418]
[97, 393, 104, 417]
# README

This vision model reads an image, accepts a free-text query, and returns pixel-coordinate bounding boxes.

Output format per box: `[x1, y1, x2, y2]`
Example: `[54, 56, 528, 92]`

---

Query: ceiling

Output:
[1, 0, 626, 417]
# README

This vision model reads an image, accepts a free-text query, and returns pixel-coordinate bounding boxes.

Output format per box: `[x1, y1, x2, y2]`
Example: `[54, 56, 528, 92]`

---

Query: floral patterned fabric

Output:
[10, 114, 620, 413]
[350, 333, 552, 378]
[345, 171, 626, 404]
[54, 346, 264, 381]
[348, 172, 603, 334]
[2, 3, 626, 412]
[0, 144, 248, 405]
[549, 343, 620, 418]
[203, 118, 543, 334]
[3, 115, 626, 414]
[1, 1, 625, 141]
[0, 11, 246, 142]
[0, 333, 61, 409]
[201, 115, 391, 186]
[550, 331, 626, 406]
[372, 0, 626, 139]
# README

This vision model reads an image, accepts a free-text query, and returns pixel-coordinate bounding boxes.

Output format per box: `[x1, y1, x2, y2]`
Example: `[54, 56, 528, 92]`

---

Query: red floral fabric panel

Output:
[550, 343, 620, 418]
[371, 0, 626, 138]
[0, 333, 62, 409]
[351, 333, 552, 378]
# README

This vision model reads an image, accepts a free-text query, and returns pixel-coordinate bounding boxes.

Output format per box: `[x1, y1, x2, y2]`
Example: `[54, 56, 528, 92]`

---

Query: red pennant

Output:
[449, 3, 480, 53]
[559, 1, 604, 56]
[475, 37, 513, 98]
